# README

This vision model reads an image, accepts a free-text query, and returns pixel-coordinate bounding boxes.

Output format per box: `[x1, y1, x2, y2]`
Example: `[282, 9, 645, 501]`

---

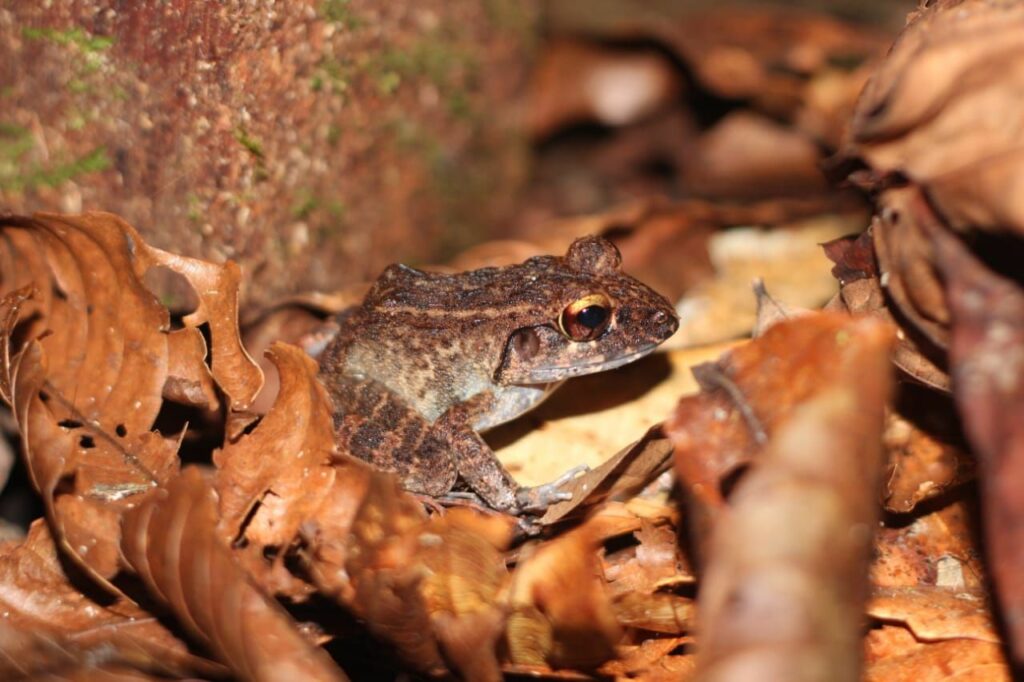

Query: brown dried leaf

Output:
[163, 327, 218, 409]
[822, 230, 878, 285]
[24, 666, 170, 681]
[603, 519, 694, 597]
[670, 313, 894, 511]
[750, 279, 813, 338]
[213, 342, 336, 547]
[508, 521, 622, 670]
[849, 0, 1024, 237]
[882, 386, 974, 513]
[690, 314, 894, 681]
[527, 40, 682, 138]
[495, 344, 724, 497]
[868, 586, 999, 644]
[302, 458, 379, 602]
[306, 460, 514, 680]
[0, 520, 224, 679]
[823, 219, 951, 390]
[865, 625, 1009, 682]
[684, 112, 826, 199]
[655, 7, 886, 116]
[928, 223, 1024, 660]
[839, 275, 950, 391]
[0, 212, 261, 585]
[419, 510, 513, 682]
[133, 242, 263, 411]
[873, 189, 950, 349]
[120, 466, 346, 681]
[537, 429, 673, 526]
[601, 636, 696, 681]
[871, 498, 984, 591]
[611, 592, 694, 635]
[674, 213, 855, 347]
[322, 469, 445, 673]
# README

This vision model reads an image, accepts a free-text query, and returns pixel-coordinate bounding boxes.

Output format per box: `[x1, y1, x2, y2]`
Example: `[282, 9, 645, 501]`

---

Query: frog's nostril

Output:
[652, 310, 672, 325]
[651, 308, 679, 333]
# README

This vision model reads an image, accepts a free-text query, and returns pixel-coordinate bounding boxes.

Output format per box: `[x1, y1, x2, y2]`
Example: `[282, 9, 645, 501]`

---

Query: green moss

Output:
[320, 0, 364, 30]
[290, 190, 347, 223]
[291, 191, 319, 220]
[375, 71, 401, 96]
[482, 0, 536, 47]
[311, 58, 353, 97]
[375, 38, 476, 89]
[234, 126, 265, 159]
[67, 112, 87, 130]
[186, 194, 204, 223]
[67, 78, 91, 95]
[22, 25, 114, 104]
[0, 123, 34, 169]
[0, 122, 27, 136]
[0, 145, 110, 192]
[22, 26, 114, 53]
[326, 199, 347, 219]
[327, 124, 341, 146]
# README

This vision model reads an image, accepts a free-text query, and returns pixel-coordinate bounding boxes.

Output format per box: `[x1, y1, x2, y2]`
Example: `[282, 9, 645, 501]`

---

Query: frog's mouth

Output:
[520, 343, 661, 384]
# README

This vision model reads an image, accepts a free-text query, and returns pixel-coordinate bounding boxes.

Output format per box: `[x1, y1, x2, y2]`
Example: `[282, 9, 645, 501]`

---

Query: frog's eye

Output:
[558, 294, 612, 341]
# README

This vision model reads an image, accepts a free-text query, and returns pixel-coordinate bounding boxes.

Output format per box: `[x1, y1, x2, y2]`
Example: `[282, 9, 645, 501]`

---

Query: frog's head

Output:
[494, 236, 678, 385]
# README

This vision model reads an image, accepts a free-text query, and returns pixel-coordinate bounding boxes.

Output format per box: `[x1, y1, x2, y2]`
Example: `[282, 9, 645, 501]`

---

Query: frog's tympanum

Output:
[318, 237, 678, 514]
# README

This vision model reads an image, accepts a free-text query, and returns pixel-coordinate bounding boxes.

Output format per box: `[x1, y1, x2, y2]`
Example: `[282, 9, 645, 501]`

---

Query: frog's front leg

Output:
[434, 394, 577, 514]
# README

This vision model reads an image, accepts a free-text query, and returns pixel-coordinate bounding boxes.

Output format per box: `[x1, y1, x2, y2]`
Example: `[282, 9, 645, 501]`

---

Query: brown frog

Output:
[318, 236, 678, 514]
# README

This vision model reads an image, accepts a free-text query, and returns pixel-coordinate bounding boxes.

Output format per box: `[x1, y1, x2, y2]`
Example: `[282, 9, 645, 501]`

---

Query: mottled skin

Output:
[318, 237, 678, 514]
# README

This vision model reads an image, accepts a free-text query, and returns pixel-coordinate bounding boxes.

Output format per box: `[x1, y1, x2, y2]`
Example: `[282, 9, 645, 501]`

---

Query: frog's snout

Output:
[650, 308, 679, 340]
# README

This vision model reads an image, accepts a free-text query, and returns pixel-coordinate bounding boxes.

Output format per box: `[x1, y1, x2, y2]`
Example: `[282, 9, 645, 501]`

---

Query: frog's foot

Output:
[412, 492, 449, 516]
[435, 490, 510, 516]
[514, 464, 589, 514]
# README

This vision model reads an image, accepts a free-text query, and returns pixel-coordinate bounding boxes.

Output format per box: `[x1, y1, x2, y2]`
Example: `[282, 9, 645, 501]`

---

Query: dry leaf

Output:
[868, 587, 999, 644]
[528, 40, 682, 138]
[120, 467, 346, 681]
[213, 342, 336, 547]
[674, 213, 856, 347]
[865, 625, 1009, 682]
[849, 0, 1024, 237]
[882, 385, 973, 513]
[680, 313, 894, 681]
[508, 521, 622, 670]
[871, 498, 984, 591]
[929, 220, 1024, 660]
[0, 520, 223, 679]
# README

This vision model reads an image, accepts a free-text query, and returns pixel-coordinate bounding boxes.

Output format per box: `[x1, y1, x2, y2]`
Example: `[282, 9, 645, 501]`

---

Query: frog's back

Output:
[321, 258, 563, 421]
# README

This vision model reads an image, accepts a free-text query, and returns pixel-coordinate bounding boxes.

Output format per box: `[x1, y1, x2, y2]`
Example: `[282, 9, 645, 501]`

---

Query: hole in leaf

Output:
[668, 641, 693, 656]
[719, 463, 750, 500]
[78, 435, 95, 449]
[143, 265, 199, 324]
[58, 419, 83, 429]
[115, 424, 127, 437]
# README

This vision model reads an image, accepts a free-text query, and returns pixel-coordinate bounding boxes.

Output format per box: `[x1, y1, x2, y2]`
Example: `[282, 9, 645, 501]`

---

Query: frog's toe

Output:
[515, 481, 573, 514]
[550, 463, 589, 488]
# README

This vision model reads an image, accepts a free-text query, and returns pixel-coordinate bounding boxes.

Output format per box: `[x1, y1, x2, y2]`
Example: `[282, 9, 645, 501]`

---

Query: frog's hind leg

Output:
[328, 376, 457, 497]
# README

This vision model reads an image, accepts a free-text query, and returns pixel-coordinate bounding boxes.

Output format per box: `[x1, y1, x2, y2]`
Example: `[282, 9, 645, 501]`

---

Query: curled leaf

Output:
[120, 467, 347, 681]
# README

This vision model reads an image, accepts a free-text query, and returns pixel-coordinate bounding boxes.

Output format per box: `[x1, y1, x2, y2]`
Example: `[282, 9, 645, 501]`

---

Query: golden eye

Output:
[558, 293, 612, 341]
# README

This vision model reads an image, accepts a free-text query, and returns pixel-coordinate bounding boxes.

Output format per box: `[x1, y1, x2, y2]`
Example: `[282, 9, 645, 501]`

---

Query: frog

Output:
[317, 236, 678, 515]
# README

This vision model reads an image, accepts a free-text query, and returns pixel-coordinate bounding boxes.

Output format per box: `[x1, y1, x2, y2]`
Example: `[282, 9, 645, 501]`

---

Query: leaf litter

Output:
[1, 1, 1023, 680]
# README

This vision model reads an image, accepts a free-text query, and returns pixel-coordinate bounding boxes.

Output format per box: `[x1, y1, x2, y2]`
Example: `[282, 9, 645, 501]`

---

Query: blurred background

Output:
[0, 0, 913, 313]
